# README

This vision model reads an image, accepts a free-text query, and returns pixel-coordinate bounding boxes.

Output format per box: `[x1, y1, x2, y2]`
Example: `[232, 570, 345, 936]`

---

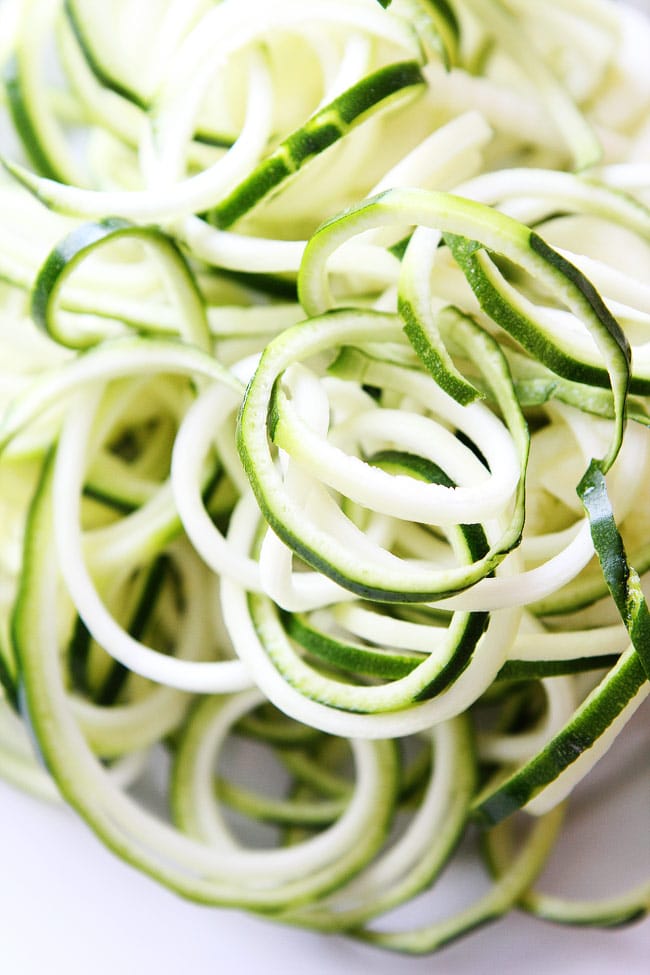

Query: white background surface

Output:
[0, 706, 648, 975]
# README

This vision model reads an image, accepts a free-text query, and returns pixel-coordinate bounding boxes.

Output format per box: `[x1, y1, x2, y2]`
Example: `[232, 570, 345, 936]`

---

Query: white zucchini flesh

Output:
[0, 0, 649, 956]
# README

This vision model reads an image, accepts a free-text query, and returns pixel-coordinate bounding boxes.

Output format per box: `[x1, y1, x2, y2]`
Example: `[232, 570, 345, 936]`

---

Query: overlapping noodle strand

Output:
[0, 0, 648, 956]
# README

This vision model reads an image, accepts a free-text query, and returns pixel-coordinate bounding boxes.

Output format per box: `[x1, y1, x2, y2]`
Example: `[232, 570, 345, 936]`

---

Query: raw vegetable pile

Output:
[0, 0, 649, 954]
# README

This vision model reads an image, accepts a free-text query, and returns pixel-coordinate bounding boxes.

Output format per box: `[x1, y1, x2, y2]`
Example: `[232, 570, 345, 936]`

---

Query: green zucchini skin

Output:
[0, 0, 649, 957]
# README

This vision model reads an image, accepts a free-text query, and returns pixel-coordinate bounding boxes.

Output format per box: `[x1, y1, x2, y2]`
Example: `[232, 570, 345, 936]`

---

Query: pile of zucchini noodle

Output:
[1, 0, 650, 954]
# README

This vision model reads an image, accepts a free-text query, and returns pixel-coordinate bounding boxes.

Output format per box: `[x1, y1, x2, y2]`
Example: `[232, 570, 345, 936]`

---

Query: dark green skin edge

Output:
[64, 0, 235, 146]
[82, 485, 138, 515]
[67, 615, 93, 695]
[536, 907, 648, 929]
[278, 450, 489, 700]
[242, 307, 528, 604]
[65, 555, 171, 705]
[529, 232, 635, 394]
[73, 463, 224, 701]
[85, 442, 225, 518]
[400, 295, 481, 405]
[512, 374, 650, 425]
[0, 649, 18, 710]
[15, 457, 398, 910]
[209, 266, 298, 302]
[476, 466, 650, 825]
[11, 454, 56, 767]
[31, 217, 204, 348]
[284, 612, 423, 680]
[414, 611, 488, 700]
[235, 708, 323, 747]
[578, 462, 650, 681]
[373, 450, 489, 699]
[496, 655, 620, 682]
[243, 504, 445, 605]
[411, 0, 461, 68]
[96, 555, 172, 706]
[455, 429, 489, 469]
[425, 0, 459, 38]
[257, 356, 520, 602]
[474, 650, 647, 825]
[445, 233, 638, 393]
[64, 0, 148, 109]
[31, 216, 135, 336]
[481, 819, 649, 929]
[4, 57, 64, 181]
[210, 61, 424, 229]
[388, 233, 412, 259]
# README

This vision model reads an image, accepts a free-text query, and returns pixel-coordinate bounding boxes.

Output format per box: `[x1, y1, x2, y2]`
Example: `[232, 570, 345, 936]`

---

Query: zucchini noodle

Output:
[0, 0, 649, 956]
